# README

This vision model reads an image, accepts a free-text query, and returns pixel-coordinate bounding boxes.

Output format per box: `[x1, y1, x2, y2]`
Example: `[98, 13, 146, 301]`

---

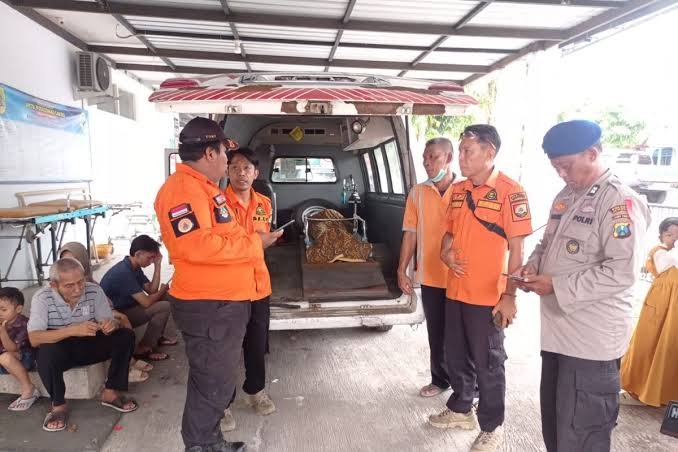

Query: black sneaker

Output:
[209, 440, 246, 452]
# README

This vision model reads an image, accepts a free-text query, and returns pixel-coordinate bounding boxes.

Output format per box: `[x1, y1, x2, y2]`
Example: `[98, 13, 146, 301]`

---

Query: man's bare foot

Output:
[45, 404, 68, 431]
[20, 384, 36, 399]
[100, 389, 137, 411]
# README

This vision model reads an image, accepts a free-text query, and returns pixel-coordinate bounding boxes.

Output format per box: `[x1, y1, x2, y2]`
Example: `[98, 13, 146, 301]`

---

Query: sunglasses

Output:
[459, 130, 497, 150]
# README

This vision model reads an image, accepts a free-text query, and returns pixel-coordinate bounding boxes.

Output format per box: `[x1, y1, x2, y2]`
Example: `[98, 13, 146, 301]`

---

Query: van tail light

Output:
[159, 78, 201, 89]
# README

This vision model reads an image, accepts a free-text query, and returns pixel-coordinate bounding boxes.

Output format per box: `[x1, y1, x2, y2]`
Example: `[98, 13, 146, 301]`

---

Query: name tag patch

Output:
[213, 194, 226, 206]
[450, 200, 463, 209]
[477, 199, 501, 211]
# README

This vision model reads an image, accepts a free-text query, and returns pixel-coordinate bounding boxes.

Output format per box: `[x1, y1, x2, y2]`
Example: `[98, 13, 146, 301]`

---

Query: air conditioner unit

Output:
[74, 51, 113, 99]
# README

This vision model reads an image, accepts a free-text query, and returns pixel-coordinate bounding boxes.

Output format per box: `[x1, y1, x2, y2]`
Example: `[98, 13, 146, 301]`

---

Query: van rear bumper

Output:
[269, 289, 424, 330]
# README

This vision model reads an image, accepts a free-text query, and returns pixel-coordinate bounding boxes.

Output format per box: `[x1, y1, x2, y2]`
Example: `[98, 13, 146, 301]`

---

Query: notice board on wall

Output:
[0, 83, 91, 183]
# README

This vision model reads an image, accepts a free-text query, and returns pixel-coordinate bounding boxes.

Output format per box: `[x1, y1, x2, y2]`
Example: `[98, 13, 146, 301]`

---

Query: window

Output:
[362, 153, 376, 192]
[271, 157, 337, 183]
[373, 148, 390, 193]
[384, 141, 404, 194]
[653, 147, 674, 166]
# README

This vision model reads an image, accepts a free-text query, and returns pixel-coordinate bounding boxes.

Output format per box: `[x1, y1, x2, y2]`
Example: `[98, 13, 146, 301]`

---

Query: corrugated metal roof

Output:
[326, 67, 401, 77]
[114, 0, 222, 9]
[243, 42, 330, 59]
[333, 47, 422, 63]
[249, 63, 327, 72]
[469, 4, 610, 30]
[146, 36, 236, 52]
[407, 70, 475, 81]
[341, 30, 438, 47]
[421, 51, 508, 66]
[228, 0, 350, 19]
[440, 36, 535, 51]
[106, 54, 167, 65]
[124, 15, 232, 34]
[351, 0, 472, 25]
[236, 24, 337, 41]
[169, 58, 247, 70]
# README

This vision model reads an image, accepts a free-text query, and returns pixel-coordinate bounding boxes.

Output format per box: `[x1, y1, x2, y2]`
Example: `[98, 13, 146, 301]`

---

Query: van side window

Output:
[271, 157, 337, 183]
[384, 140, 404, 194]
[373, 147, 390, 193]
[362, 153, 376, 192]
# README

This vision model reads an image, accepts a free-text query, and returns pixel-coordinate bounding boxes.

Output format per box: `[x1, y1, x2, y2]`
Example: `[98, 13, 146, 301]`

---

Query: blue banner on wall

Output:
[0, 83, 86, 134]
[0, 83, 91, 183]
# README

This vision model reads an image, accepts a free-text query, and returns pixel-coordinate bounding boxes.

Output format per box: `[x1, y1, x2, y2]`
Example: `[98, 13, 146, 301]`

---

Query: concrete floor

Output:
[97, 289, 676, 452]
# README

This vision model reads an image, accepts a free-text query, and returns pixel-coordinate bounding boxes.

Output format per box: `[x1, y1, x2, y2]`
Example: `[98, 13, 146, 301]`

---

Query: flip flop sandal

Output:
[101, 396, 138, 413]
[8, 388, 40, 411]
[419, 384, 444, 398]
[132, 359, 154, 372]
[128, 368, 150, 384]
[157, 336, 178, 346]
[42, 410, 68, 432]
[133, 350, 169, 361]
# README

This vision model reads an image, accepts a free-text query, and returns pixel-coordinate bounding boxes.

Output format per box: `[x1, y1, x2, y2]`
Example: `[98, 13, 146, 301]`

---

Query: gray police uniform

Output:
[527, 170, 650, 452]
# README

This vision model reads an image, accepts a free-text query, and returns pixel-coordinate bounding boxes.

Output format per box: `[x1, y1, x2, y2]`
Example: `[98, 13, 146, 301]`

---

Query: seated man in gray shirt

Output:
[28, 258, 138, 433]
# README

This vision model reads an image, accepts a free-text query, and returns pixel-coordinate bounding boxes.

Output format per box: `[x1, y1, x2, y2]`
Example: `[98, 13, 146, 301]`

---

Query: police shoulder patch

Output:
[613, 222, 632, 239]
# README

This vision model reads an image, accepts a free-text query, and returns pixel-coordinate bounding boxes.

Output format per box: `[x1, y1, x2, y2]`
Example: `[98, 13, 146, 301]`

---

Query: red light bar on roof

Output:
[159, 78, 201, 90]
[428, 82, 463, 92]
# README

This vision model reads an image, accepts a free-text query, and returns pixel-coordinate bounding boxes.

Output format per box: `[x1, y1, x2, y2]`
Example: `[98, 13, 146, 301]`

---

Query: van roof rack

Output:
[239, 73, 391, 87]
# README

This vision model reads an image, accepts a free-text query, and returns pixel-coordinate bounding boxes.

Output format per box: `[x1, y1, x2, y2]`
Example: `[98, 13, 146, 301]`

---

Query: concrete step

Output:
[0, 360, 109, 399]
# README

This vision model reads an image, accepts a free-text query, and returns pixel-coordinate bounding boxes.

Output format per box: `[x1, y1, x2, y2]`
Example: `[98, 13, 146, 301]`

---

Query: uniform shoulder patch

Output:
[509, 191, 530, 222]
[613, 222, 632, 239]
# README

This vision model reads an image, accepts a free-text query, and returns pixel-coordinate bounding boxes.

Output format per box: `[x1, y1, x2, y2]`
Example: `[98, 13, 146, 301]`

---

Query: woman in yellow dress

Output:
[620, 217, 678, 407]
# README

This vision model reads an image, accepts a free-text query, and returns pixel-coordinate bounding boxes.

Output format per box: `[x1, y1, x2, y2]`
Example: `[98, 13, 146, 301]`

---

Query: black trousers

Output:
[540, 351, 621, 452]
[36, 328, 135, 406]
[421, 285, 450, 389]
[242, 297, 270, 395]
[445, 299, 506, 432]
[170, 298, 250, 449]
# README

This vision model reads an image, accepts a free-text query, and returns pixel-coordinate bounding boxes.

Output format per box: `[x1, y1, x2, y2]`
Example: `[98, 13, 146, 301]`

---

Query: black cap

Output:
[179, 117, 239, 149]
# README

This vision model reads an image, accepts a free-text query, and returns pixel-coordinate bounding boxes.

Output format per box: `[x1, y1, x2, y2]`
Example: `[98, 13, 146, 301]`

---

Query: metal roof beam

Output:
[399, 1, 492, 77]
[325, 0, 357, 72]
[108, 12, 176, 71]
[90, 45, 491, 73]
[116, 63, 248, 75]
[11, 0, 567, 40]
[136, 29, 517, 54]
[219, 0, 252, 73]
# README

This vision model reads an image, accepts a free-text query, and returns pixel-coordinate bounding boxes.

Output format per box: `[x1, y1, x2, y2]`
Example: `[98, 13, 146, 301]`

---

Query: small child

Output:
[0, 287, 39, 411]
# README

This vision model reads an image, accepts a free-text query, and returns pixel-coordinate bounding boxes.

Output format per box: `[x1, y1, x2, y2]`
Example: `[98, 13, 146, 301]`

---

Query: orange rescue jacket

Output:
[154, 163, 263, 301]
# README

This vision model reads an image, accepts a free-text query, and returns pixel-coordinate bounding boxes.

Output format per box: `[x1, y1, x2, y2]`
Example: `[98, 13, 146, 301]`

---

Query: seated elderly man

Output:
[28, 258, 138, 433]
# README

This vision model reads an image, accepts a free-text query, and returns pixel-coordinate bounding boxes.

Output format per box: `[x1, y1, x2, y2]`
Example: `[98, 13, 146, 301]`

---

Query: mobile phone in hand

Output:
[502, 273, 527, 283]
[272, 219, 295, 233]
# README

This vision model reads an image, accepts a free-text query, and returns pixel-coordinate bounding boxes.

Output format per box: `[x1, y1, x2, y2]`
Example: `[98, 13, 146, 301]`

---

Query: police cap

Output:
[542, 120, 602, 159]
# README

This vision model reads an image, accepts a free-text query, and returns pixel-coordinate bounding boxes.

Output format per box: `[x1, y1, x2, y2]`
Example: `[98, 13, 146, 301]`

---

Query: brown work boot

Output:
[428, 408, 478, 430]
[471, 425, 504, 451]
[220, 408, 236, 432]
[245, 390, 276, 416]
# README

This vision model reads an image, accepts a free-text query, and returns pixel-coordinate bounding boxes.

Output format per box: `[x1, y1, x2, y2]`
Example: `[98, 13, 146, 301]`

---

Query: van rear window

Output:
[271, 157, 337, 183]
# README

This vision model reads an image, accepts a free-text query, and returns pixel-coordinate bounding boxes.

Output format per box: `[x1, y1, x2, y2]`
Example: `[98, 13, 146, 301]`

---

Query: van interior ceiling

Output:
[221, 115, 407, 304]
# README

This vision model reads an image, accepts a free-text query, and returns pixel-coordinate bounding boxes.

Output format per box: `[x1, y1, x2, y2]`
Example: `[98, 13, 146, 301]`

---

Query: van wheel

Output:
[367, 325, 393, 332]
[292, 198, 340, 229]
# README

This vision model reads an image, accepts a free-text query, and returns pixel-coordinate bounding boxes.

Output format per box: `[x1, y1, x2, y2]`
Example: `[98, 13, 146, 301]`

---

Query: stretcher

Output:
[0, 188, 111, 285]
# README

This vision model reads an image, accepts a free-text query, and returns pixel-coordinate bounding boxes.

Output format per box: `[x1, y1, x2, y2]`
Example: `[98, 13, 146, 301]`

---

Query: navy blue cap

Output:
[542, 120, 602, 159]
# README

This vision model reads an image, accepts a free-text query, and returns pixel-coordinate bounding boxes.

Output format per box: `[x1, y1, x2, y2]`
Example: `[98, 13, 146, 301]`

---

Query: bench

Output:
[0, 361, 110, 399]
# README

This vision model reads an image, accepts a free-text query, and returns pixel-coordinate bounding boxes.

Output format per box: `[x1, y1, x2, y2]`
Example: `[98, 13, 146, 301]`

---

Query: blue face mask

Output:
[430, 168, 447, 183]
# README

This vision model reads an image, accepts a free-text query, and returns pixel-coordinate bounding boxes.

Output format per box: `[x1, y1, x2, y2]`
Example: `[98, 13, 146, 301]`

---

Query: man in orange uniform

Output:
[154, 117, 281, 452]
[221, 147, 275, 432]
[398, 137, 456, 397]
[429, 125, 533, 452]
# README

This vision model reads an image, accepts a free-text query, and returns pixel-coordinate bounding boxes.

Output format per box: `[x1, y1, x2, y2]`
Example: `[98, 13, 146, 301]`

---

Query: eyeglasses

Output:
[459, 130, 496, 150]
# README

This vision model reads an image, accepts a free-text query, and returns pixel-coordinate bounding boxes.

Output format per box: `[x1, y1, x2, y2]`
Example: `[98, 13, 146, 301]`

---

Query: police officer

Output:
[154, 117, 282, 452]
[519, 120, 650, 452]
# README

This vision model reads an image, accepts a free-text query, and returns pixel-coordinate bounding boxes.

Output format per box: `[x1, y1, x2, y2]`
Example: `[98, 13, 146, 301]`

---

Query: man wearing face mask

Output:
[430, 125, 532, 452]
[518, 120, 650, 452]
[398, 137, 456, 398]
